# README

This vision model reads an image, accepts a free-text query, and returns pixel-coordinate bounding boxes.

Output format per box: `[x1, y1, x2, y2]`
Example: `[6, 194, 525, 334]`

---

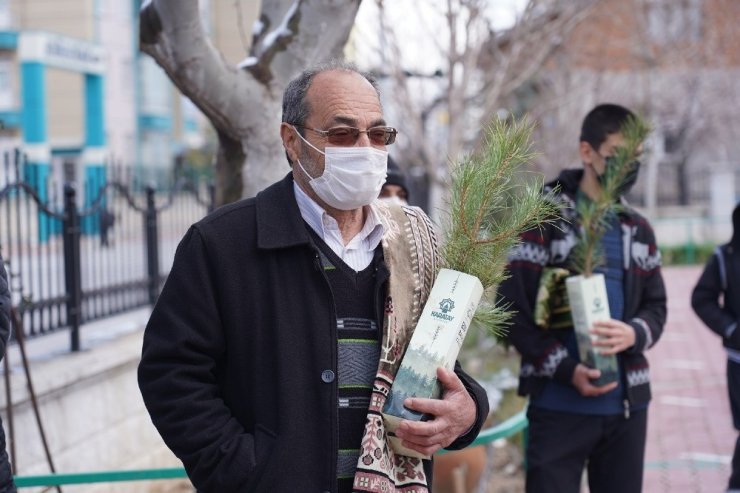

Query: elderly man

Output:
[138, 62, 488, 493]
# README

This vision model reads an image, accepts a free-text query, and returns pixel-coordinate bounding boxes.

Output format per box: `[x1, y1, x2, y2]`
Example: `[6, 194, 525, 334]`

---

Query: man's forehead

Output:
[310, 69, 374, 91]
[602, 132, 643, 156]
[306, 70, 382, 123]
[600, 132, 626, 151]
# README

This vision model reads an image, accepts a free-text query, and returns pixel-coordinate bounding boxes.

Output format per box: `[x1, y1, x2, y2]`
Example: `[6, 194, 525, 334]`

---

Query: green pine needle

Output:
[439, 118, 558, 337]
[570, 115, 651, 277]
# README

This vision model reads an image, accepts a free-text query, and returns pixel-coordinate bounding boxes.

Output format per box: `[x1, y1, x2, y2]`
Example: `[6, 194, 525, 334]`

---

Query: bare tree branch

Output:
[371, 0, 594, 213]
[140, 0, 258, 140]
[249, 0, 362, 87]
[480, 1, 597, 117]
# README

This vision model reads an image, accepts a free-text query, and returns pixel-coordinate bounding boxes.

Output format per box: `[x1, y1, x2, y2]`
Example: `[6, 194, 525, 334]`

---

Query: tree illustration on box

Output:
[384, 345, 445, 420]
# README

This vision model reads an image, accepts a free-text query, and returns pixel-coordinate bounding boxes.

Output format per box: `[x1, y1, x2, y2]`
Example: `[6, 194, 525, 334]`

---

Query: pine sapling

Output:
[570, 115, 651, 277]
[439, 118, 558, 338]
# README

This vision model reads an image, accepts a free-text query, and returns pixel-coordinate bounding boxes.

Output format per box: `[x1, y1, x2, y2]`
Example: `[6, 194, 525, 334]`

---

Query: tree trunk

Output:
[676, 158, 690, 206]
[214, 130, 245, 206]
[140, 0, 361, 202]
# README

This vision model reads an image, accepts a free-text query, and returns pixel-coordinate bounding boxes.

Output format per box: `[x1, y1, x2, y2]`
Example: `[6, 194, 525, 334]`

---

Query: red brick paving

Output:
[643, 265, 736, 493]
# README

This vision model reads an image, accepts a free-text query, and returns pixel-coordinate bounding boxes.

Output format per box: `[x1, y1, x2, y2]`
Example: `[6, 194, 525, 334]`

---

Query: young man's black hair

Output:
[580, 103, 635, 150]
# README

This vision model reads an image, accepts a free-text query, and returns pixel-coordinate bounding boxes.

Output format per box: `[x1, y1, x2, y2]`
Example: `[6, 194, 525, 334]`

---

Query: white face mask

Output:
[379, 195, 407, 206]
[294, 128, 388, 211]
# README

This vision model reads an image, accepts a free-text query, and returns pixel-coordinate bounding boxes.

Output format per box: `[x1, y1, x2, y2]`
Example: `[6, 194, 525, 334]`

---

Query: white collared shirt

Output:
[293, 182, 385, 271]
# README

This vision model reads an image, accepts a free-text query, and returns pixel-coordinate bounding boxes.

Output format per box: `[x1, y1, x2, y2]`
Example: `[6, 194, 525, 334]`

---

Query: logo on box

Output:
[431, 298, 456, 321]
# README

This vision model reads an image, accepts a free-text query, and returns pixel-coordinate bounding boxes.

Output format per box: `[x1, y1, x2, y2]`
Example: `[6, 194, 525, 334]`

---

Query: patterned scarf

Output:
[352, 201, 439, 492]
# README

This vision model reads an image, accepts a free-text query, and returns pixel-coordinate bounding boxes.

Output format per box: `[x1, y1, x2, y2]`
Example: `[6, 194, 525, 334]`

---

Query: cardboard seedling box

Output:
[565, 273, 619, 387]
[382, 268, 483, 458]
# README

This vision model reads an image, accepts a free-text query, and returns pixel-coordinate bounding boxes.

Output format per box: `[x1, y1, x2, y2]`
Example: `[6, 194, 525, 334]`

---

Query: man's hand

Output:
[591, 319, 636, 355]
[393, 367, 476, 457]
[571, 363, 618, 396]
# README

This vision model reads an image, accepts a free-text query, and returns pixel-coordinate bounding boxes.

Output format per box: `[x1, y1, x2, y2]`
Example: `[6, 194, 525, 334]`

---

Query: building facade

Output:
[523, 0, 740, 209]
[0, 0, 223, 198]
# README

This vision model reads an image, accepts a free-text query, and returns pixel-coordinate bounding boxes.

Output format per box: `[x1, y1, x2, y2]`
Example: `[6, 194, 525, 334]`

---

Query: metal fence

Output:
[10, 410, 530, 489]
[0, 151, 214, 351]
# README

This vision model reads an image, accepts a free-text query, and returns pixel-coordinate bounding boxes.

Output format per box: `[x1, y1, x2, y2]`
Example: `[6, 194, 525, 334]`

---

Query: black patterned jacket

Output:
[496, 169, 667, 407]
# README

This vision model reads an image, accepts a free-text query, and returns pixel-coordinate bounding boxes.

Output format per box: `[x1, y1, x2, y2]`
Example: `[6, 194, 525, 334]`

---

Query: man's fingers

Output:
[593, 381, 618, 395]
[591, 337, 612, 347]
[397, 415, 446, 437]
[593, 319, 621, 329]
[399, 439, 440, 457]
[573, 363, 618, 396]
[436, 367, 464, 391]
[582, 380, 618, 396]
[591, 326, 619, 337]
[402, 368, 463, 415]
[404, 396, 448, 417]
[396, 427, 447, 447]
[599, 343, 627, 355]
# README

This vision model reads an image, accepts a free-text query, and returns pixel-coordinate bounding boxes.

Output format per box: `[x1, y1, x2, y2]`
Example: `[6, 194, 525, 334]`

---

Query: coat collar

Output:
[548, 167, 633, 216]
[549, 168, 583, 197]
[255, 173, 313, 250]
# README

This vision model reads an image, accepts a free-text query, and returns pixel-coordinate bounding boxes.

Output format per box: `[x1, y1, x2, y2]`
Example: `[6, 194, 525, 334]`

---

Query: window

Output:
[0, 0, 10, 29]
[0, 59, 14, 110]
[139, 57, 172, 115]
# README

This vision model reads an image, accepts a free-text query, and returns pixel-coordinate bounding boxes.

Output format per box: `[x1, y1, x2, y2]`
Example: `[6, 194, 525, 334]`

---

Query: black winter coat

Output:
[138, 174, 488, 492]
[496, 169, 667, 407]
[692, 203, 740, 350]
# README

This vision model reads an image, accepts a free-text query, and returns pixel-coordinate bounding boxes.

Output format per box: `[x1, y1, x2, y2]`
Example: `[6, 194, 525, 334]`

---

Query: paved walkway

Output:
[643, 265, 736, 492]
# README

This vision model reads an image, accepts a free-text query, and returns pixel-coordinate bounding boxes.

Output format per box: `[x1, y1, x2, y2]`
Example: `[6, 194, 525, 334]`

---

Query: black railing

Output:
[0, 152, 214, 351]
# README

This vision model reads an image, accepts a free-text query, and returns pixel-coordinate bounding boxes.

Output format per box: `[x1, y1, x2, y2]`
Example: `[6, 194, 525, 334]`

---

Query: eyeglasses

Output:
[292, 124, 397, 146]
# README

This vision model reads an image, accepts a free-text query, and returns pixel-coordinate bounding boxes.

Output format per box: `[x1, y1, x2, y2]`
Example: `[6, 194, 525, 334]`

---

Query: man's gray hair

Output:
[281, 61, 381, 166]
[282, 60, 381, 130]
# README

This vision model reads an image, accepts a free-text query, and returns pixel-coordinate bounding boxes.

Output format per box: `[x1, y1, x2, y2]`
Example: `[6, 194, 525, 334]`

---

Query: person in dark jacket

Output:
[379, 156, 410, 204]
[497, 104, 666, 493]
[138, 61, 488, 493]
[0, 255, 17, 493]
[692, 202, 740, 492]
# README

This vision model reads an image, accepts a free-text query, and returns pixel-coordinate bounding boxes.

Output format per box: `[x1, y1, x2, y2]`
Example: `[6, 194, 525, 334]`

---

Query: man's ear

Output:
[579, 141, 594, 166]
[280, 123, 299, 164]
